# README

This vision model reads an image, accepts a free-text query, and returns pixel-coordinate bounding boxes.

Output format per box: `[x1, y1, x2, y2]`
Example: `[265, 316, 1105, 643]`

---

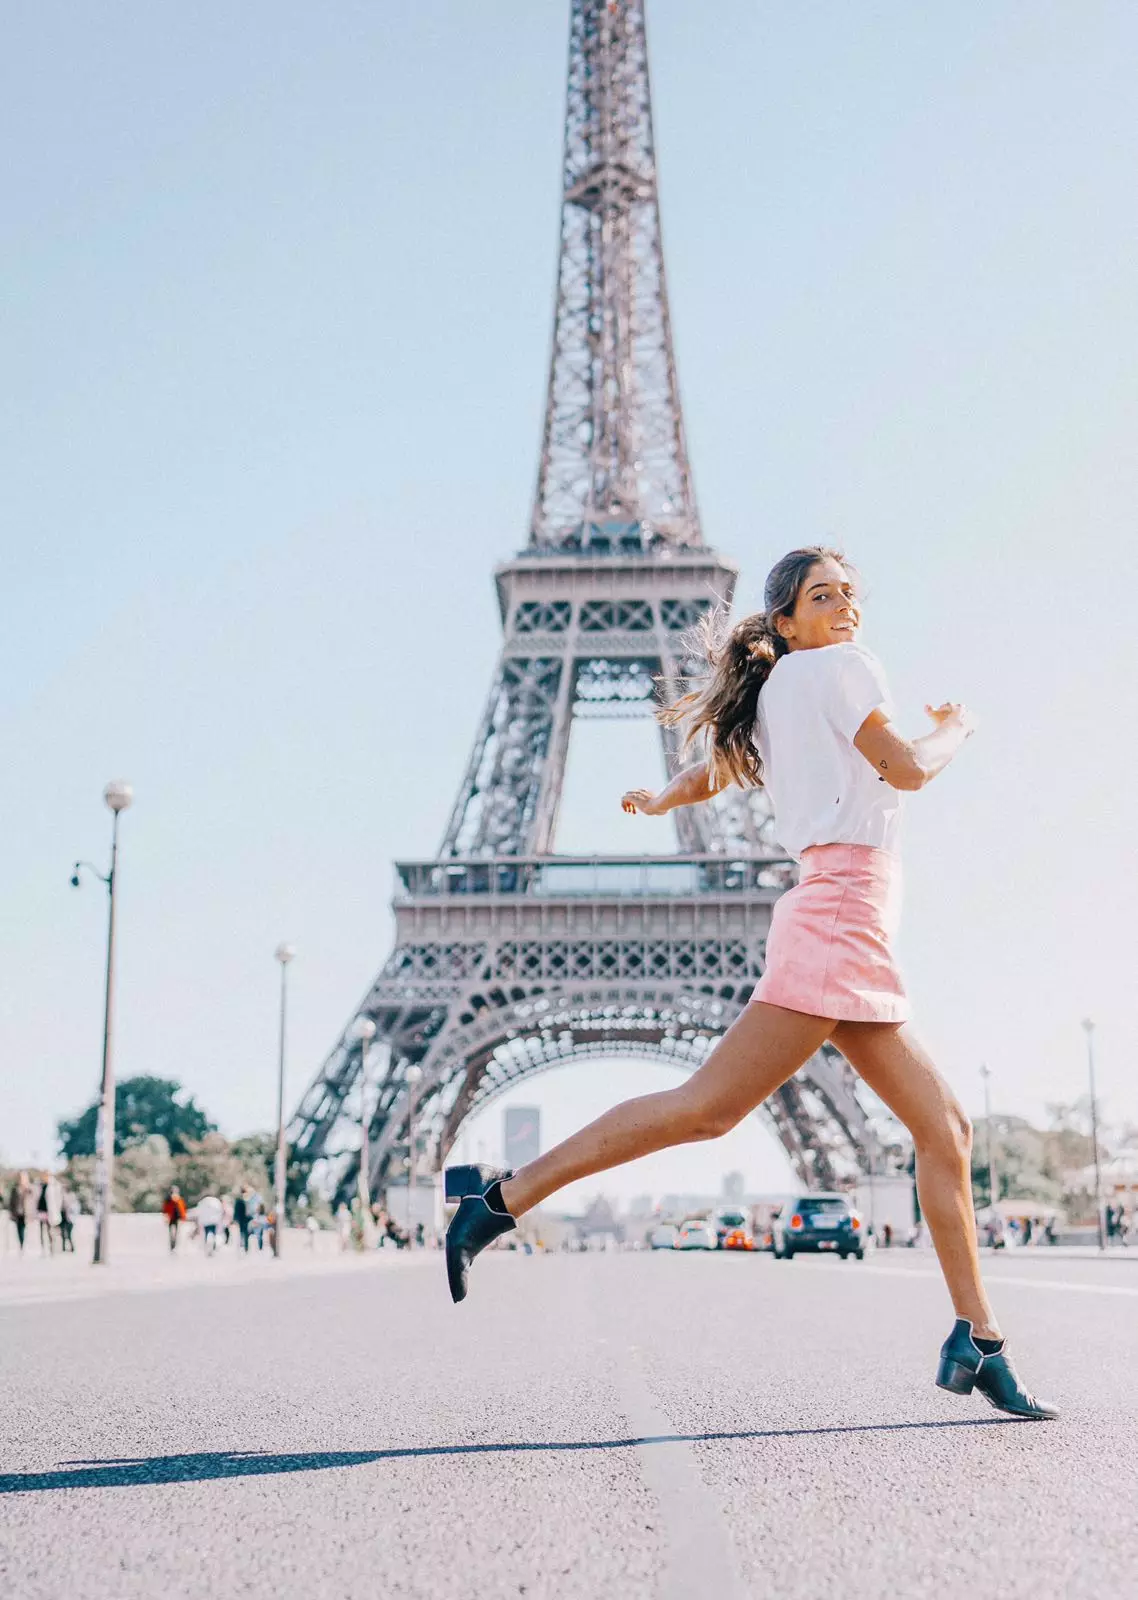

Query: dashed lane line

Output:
[616, 1348, 747, 1600]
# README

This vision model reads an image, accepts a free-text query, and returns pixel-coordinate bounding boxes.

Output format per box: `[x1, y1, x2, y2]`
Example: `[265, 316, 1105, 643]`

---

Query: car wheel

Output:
[782, 1247, 795, 1261]
[854, 1248, 864, 1260]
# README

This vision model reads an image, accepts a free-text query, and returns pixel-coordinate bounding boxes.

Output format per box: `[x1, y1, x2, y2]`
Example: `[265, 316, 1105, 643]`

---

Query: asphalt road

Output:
[2, 1246, 1136, 1599]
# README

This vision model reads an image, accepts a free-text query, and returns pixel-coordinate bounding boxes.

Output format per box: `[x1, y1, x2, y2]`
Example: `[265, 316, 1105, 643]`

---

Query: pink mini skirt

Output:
[751, 843, 910, 1024]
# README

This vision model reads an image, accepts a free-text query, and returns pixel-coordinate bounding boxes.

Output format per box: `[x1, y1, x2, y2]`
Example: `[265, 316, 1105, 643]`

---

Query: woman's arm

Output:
[621, 761, 718, 816]
[853, 703, 976, 792]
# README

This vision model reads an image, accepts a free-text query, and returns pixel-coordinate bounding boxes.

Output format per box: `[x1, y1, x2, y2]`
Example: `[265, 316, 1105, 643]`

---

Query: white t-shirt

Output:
[752, 642, 903, 861]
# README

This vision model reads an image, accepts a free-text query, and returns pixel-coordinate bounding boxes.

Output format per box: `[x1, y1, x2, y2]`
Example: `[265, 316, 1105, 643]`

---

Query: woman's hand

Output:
[924, 701, 977, 737]
[621, 788, 663, 815]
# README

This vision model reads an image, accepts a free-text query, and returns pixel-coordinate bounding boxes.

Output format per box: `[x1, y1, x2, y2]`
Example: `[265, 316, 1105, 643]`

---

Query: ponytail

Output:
[659, 609, 786, 789]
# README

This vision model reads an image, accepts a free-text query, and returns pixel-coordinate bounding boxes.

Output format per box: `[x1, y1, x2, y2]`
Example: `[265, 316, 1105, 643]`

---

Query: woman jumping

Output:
[444, 546, 1056, 1420]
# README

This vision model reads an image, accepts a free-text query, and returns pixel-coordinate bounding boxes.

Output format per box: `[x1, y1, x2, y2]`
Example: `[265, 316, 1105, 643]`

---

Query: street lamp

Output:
[979, 1064, 998, 1212]
[72, 780, 133, 1266]
[405, 1065, 423, 1243]
[1082, 1019, 1105, 1252]
[353, 1017, 377, 1243]
[273, 942, 296, 1258]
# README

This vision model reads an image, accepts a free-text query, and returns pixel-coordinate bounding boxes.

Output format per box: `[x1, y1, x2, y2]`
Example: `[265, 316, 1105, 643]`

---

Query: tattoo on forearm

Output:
[879, 760, 888, 769]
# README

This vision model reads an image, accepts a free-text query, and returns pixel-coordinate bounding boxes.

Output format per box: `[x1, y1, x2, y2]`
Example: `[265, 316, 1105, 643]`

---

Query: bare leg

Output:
[831, 1021, 998, 1337]
[500, 1004, 835, 1217]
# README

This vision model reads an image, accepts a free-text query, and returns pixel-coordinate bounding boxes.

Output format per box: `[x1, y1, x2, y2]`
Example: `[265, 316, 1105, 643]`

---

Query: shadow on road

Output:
[1, 1419, 1016, 1493]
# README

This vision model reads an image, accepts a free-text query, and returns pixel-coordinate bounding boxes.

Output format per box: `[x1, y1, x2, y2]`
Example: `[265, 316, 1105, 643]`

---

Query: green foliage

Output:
[64, 1134, 175, 1213]
[971, 1109, 1099, 1212]
[57, 1076, 216, 1159]
[60, 1130, 303, 1213]
[172, 1133, 254, 1207]
[230, 1133, 317, 1218]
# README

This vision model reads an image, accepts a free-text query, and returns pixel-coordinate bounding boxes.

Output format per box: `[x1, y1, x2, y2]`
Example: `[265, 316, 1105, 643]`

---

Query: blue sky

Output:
[4, 2, 1137, 1202]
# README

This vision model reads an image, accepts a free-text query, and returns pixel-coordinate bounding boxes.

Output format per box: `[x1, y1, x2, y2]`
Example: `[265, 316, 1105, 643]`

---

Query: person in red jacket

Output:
[162, 1186, 187, 1252]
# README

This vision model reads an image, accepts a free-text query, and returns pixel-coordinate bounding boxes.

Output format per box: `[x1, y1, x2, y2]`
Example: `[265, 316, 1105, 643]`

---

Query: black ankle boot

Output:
[443, 1163, 513, 1202]
[936, 1319, 1058, 1420]
[446, 1180, 516, 1304]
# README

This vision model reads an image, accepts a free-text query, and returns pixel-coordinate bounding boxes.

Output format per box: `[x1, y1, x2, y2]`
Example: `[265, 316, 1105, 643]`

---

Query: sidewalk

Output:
[0, 1214, 432, 1308]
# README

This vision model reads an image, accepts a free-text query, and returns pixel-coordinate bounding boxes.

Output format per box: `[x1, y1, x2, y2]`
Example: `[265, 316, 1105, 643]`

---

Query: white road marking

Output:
[617, 1348, 746, 1600]
[860, 1265, 1138, 1298]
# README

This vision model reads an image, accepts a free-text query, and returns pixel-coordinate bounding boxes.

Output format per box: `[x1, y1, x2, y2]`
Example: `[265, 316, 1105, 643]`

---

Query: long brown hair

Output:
[659, 546, 849, 789]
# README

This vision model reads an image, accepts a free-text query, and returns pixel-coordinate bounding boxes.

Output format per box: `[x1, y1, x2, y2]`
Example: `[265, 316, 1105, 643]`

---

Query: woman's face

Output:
[777, 556, 861, 651]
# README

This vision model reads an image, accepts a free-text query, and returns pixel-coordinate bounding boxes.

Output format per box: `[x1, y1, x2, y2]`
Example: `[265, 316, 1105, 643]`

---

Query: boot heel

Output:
[936, 1356, 976, 1395]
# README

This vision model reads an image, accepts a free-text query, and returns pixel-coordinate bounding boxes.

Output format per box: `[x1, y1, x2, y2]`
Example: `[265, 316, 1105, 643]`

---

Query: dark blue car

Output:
[771, 1192, 865, 1260]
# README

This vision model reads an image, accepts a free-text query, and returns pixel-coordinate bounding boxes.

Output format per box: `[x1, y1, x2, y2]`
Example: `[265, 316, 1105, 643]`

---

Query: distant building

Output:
[503, 1106, 541, 1169]
[576, 1195, 624, 1247]
[722, 1170, 746, 1201]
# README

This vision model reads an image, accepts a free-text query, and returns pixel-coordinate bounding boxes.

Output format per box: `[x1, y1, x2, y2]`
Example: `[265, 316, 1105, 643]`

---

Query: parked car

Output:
[772, 1193, 864, 1260]
[675, 1219, 717, 1251]
[722, 1226, 754, 1251]
[648, 1223, 679, 1251]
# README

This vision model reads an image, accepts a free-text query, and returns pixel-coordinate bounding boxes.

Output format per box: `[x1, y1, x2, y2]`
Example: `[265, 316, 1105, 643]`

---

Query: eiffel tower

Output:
[289, 0, 883, 1205]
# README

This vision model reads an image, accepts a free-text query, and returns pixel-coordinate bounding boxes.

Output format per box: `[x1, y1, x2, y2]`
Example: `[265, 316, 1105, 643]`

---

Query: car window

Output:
[798, 1197, 848, 1213]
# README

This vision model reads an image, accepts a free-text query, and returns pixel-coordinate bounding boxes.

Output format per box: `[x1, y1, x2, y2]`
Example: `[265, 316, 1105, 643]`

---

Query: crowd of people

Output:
[3, 1171, 442, 1260]
[5, 1171, 82, 1255]
[1105, 1201, 1136, 1245]
[161, 1183, 280, 1254]
[978, 1203, 1136, 1249]
[333, 1199, 432, 1253]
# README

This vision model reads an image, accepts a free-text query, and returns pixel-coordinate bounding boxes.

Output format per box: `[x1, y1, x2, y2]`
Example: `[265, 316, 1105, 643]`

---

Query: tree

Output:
[173, 1133, 250, 1207]
[57, 1076, 215, 1159]
[65, 1135, 175, 1212]
[231, 1132, 316, 1218]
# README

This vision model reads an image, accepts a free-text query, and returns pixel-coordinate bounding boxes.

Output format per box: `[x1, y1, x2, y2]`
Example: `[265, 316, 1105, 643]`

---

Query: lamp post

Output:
[979, 1064, 998, 1212]
[354, 1017, 377, 1246]
[1082, 1019, 1105, 1252]
[405, 1065, 423, 1244]
[273, 943, 296, 1257]
[72, 780, 133, 1266]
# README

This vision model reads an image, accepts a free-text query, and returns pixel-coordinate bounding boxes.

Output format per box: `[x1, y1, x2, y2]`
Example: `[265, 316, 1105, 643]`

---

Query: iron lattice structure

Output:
[289, 0, 890, 1204]
[532, 0, 699, 552]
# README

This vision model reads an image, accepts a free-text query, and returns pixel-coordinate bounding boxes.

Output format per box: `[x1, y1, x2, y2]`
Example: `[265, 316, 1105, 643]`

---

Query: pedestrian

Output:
[197, 1193, 223, 1255]
[445, 547, 1056, 1419]
[232, 1185, 251, 1253]
[882, 1221, 893, 1249]
[252, 1201, 268, 1250]
[162, 1186, 186, 1252]
[7, 1170, 33, 1254]
[59, 1186, 81, 1253]
[36, 1173, 62, 1255]
[335, 1202, 351, 1253]
[221, 1194, 233, 1246]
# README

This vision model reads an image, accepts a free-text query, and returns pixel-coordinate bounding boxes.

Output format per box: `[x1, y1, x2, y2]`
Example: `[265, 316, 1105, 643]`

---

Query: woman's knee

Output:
[675, 1092, 742, 1142]
[916, 1100, 972, 1164]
